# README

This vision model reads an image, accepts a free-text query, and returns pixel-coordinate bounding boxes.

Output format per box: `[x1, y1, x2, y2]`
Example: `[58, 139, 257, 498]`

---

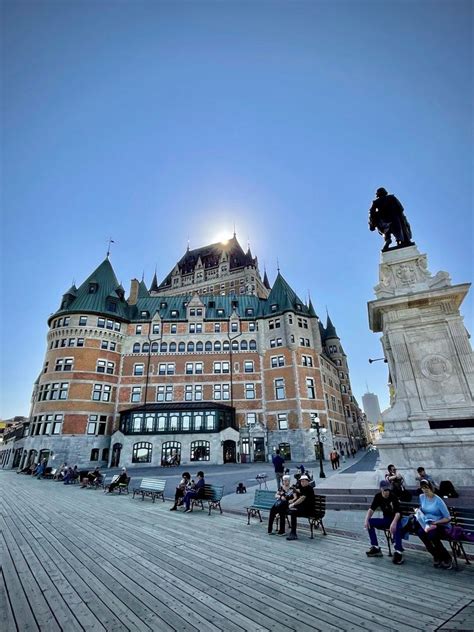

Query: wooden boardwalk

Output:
[1, 472, 472, 632]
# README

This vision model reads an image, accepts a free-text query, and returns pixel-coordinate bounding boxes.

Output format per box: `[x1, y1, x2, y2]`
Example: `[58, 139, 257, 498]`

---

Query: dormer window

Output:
[245, 308, 254, 316]
[208, 301, 215, 308]
[271, 304, 278, 312]
[106, 300, 117, 313]
[160, 301, 167, 309]
[140, 310, 149, 318]
[170, 310, 179, 317]
[231, 300, 238, 310]
[88, 283, 98, 294]
[217, 308, 225, 317]
[295, 303, 302, 311]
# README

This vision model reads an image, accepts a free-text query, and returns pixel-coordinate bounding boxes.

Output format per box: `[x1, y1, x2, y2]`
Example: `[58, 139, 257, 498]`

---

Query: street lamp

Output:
[311, 416, 327, 479]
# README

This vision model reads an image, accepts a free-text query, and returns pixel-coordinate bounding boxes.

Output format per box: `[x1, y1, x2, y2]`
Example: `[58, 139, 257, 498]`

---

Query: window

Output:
[68, 338, 75, 347]
[187, 342, 194, 352]
[302, 355, 313, 367]
[170, 324, 177, 334]
[190, 441, 210, 461]
[341, 384, 347, 393]
[189, 323, 202, 334]
[275, 378, 285, 400]
[271, 356, 284, 368]
[244, 360, 254, 373]
[90, 449, 99, 461]
[231, 322, 238, 332]
[132, 442, 152, 463]
[167, 363, 175, 375]
[205, 341, 212, 352]
[131, 386, 141, 402]
[249, 340, 257, 350]
[142, 342, 150, 353]
[213, 361, 229, 374]
[185, 385, 193, 401]
[152, 323, 160, 334]
[245, 308, 254, 316]
[134, 364, 144, 376]
[55, 358, 73, 371]
[102, 448, 109, 462]
[161, 442, 180, 465]
[114, 323, 121, 332]
[240, 340, 248, 351]
[278, 413, 288, 430]
[213, 384, 230, 400]
[306, 377, 315, 399]
[247, 412, 257, 426]
[77, 338, 84, 347]
[133, 343, 140, 353]
[79, 316, 87, 326]
[157, 385, 173, 402]
[271, 304, 278, 312]
[245, 383, 255, 399]
[214, 341, 221, 352]
[151, 342, 159, 352]
[178, 342, 185, 352]
[331, 395, 337, 411]
[195, 362, 203, 374]
[87, 414, 107, 435]
[170, 310, 179, 317]
[101, 340, 109, 350]
[217, 309, 225, 317]
[158, 363, 166, 375]
[52, 414, 63, 435]
[136, 325, 142, 334]
[89, 283, 98, 294]
[248, 322, 256, 332]
[97, 360, 106, 373]
[186, 362, 194, 375]
[106, 361, 114, 374]
[92, 384, 111, 402]
[214, 323, 221, 333]
[98, 317, 105, 328]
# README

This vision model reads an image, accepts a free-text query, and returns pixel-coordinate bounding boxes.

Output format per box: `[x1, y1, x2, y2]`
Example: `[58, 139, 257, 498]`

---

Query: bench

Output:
[255, 474, 268, 490]
[246, 490, 326, 538]
[383, 501, 417, 556]
[104, 475, 130, 494]
[191, 484, 224, 515]
[43, 468, 57, 480]
[447, 507, 474, 569]
[132, 478, 166, 503]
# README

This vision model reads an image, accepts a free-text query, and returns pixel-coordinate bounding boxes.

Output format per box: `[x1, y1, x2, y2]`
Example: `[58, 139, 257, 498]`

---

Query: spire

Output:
[325, 313, 339, 339]
[138, 279, 149, 299]
[263, 268, 271, 290]
[150, 269, 159, 292]
[307, 297, 317, 318]
[106, 237, 115, 258]
[266, 272, 305, 315]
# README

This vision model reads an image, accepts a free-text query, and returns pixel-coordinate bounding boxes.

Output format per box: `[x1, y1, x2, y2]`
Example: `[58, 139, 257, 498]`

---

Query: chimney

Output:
[128, 279, 140, 305]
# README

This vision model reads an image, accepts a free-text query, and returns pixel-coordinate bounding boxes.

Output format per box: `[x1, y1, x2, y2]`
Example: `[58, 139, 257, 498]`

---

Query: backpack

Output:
[438, 480, 459, 498]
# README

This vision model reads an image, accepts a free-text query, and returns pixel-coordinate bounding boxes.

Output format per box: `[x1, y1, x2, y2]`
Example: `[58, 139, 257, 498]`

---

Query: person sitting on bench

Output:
[182, 471, 205, 513]
[170, 471, 192, 510]
[268, 475, 295, 536]
[365, 480, 404, 564]
[107, 468, 128, 493]
[414, 479, 452, 570]
[81, 467, 101, 488]
[286, 474, 315, 541]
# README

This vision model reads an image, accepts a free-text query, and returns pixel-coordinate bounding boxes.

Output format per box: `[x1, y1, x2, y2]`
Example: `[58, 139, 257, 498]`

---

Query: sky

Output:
[1, 0, 472, 419]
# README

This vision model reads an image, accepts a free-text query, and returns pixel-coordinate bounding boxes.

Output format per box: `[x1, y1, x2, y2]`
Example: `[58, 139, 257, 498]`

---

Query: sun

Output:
[212, 231, 231, 245]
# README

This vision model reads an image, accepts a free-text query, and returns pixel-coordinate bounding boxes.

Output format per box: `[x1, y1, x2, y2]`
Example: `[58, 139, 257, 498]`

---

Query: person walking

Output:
[272, 450, 285, 489]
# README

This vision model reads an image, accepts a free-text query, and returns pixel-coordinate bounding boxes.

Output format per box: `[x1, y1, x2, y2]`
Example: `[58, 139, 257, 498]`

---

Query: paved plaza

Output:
[1, 471, 473, 632]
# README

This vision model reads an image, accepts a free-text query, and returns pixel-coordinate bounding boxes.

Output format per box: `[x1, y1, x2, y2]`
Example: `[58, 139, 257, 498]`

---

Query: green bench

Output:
[246, 489, 327, 539]
[132, 478, 166, 503]
[191, 484, 224, 515]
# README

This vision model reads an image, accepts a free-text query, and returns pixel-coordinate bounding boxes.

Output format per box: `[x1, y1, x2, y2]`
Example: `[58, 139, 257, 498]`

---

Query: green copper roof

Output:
[265, 272, 309, 316]
[133, 294, 265, 321]
[307, 298, 317, 318]
[137, 280, 150, 299]
[50, 258, 129, 323]
[319, 320, 326, 341]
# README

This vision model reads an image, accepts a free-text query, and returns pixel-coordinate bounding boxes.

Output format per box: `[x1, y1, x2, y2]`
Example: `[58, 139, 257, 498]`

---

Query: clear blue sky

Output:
[1, 0, 472, 419]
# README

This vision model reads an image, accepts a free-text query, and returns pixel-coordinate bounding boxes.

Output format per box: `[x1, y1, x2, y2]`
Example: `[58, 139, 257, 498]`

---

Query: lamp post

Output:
[311, 416, 327, 479]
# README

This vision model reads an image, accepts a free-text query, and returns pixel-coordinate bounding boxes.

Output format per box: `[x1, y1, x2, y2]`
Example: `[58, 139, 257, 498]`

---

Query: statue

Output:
[369, 187, 414, 252]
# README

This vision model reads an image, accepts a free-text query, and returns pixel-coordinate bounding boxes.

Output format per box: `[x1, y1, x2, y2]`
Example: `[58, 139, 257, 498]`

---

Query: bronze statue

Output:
[369, 187, 414, 252]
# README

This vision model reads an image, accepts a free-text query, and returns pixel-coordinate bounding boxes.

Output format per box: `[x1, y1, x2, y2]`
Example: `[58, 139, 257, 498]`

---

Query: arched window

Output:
[232, 340, 239, 351]
[205, 341, 212, 352]
[187, 342, 194, 352]
[223, 341, 230, 352]
[133, 343, 140, 353]
[214, 341, 221, 352]
[132, 442, 152, 463]
[249, 339, 257, 350]
[161, 441, 181, 466]
[102, 448, 109, 462]
[196, 341, 203, 352]
[151, 342, 159, 353]
[90, 448, 99, 461]
[169, 342, 177, 353]
[190, 441, 210, 461]
[160, 342, 168, 353]
[178, 342, 185, 352]
[240, 340, 248, 350]
[142, 342, 150, 353]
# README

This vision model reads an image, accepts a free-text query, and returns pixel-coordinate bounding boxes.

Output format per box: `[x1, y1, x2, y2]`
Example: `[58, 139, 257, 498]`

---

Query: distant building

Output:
[0, 236, 364, 470]
[362, 392, 382, 424]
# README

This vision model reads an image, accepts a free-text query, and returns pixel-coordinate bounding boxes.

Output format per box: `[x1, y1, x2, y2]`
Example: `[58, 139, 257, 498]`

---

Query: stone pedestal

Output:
[368, 245, 474, 486]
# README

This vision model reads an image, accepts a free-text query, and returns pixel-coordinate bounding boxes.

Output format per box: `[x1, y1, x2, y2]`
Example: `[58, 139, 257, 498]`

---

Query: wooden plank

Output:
[0, 566, 17, 632]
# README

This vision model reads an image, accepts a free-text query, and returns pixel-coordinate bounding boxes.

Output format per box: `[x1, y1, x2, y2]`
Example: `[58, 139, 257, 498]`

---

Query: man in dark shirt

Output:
[364, 480, 403, 564]
[286, 475, 315, 541]
[272, 450, 285, 489]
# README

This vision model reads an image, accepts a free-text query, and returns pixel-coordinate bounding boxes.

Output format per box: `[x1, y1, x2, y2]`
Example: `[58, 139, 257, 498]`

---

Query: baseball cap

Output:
[379, 480, 391, 490]
[300, 475, 310, 481]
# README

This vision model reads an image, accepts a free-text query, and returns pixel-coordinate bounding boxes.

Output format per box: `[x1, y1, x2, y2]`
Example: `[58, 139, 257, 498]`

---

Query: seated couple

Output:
[268, 474, 315, 540]
[365, 479, 452, 569]
[170, 471, 205, 513]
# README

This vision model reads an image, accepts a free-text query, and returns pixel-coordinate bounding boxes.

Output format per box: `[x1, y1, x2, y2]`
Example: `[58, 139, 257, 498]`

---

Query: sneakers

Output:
[169, 506, 177, 511]
[268, 532, 275, 535]
[440, 560, 453, 570]
[433, 558, 441, 568]
[392, 551, 404, 565]
[184, 509, 192, 513]
[366, 546, 383, 557]
[277, 532, 286, 536]
[286, 533, 298, 541]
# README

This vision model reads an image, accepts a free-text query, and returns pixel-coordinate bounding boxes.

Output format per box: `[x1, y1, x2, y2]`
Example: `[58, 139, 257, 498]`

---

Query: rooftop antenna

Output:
[277, 258, 280, 274]
[233, 222, 236, 238]
[187, 236, 190, 251]
[106, 237, 115, 258]
[365, 380, 370, 392]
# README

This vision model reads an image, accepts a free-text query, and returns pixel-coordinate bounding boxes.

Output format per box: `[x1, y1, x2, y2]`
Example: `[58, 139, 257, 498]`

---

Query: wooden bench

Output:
[132, 478, 166, 503]
[191, 484, 224, 515]
[246, 490, 326, 538]
[383, 501, 417, 556]
[104, 475, 130, 494]
[447, 507, 474, 569]
[246, 489, 279, 525]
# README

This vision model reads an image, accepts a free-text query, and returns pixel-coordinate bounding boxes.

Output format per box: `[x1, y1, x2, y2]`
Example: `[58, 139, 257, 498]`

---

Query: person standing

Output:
[364, 480, 404, 565]
[272, 450, 285, 489]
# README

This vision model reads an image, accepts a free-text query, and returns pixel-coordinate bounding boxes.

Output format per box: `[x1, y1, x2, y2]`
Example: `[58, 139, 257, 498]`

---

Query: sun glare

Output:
[212, 231, 230, 245]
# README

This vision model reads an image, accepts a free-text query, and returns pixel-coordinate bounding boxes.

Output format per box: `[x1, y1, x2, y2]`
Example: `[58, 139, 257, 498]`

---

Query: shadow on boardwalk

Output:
[1, 471, 472, 632]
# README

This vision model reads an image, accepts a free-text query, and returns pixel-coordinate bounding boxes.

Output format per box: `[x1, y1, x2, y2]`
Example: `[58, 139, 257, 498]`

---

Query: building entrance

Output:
[223, 440, 236, 463]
